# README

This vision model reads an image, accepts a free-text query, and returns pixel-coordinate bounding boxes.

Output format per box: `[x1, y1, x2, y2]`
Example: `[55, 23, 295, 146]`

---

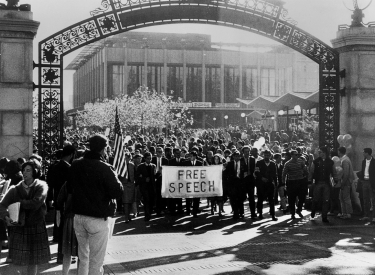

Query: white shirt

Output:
[235, 161, 240, 178]
[364, 158, 371, 179]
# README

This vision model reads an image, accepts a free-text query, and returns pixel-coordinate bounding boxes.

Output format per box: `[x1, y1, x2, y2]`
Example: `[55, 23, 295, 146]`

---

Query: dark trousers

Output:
[287, 179, 305, 215]
[257, 183, 276, 216]
[140, 186, 155, 218]
[243, 183, 256, 216]
[312, 183, 330, 219]
[329, 187, 341, 213]
[168, 198, 183, 214]
[155, 178, 165, 214]
[186, 198, 200, 215]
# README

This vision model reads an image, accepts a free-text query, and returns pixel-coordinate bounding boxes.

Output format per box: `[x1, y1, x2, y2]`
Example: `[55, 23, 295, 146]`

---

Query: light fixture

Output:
[213, 117, 216, 121]
[224, 115, 228, 119]
[241, 113, 246, 118]
[294, 105, 301, 113]
[278, 110, 284, 116]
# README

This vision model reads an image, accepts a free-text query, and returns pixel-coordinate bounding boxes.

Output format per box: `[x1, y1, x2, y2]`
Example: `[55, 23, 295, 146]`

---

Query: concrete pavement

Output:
[1, 201, 374, 275]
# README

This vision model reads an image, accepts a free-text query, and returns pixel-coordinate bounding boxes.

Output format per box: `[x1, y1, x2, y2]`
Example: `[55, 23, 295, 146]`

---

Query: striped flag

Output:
[113, 107, 126, 177]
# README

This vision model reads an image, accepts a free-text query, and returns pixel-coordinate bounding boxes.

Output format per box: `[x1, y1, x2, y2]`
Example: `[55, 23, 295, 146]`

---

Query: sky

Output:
[26, 0, 375, 105]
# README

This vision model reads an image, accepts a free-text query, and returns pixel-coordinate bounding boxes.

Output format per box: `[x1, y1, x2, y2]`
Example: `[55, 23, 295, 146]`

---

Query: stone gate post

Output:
[0, 7, 39, 159]
[332, 27, 375, 169]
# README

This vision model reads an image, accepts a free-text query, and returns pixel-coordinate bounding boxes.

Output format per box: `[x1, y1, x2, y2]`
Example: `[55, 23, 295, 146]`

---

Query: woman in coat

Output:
[0, 159, 50, 275]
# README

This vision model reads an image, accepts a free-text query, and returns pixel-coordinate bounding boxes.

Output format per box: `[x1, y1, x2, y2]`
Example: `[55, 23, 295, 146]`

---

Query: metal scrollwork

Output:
[98, 15, 119, 34]
[90, 0, 112, 16]
[279, 8, 297, 25]
[38, 0, 340, 170]
[42, 68, 60, 85]
[274, 22, 291, 42]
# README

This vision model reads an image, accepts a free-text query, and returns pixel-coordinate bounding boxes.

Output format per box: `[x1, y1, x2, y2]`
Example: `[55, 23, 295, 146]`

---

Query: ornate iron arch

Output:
[38, 0, 339, 165]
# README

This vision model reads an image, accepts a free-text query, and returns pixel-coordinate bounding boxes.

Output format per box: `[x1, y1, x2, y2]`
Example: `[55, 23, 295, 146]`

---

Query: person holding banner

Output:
[167, 148, 185, 215]
[240, 146, 257, 220]
[225, 150, 246, 220]
[152, 147, 169, 216]
[183, 151, 203, 218]
[136, 152, 157, 221]
[255, 150, 278, 221]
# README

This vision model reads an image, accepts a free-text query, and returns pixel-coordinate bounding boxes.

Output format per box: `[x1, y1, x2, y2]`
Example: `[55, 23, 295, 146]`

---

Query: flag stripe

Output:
[113, 107, 126, 177]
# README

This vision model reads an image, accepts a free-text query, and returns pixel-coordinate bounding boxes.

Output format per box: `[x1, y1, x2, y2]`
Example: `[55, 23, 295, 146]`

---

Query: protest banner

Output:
[161, 165, 223, 198]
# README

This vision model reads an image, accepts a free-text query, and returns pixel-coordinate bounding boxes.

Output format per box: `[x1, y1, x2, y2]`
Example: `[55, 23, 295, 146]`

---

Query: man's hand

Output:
[4, 216, 16, 226]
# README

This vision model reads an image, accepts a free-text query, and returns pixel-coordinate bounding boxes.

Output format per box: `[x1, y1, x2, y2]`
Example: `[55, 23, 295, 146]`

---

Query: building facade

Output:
[66, 32, 318, 128]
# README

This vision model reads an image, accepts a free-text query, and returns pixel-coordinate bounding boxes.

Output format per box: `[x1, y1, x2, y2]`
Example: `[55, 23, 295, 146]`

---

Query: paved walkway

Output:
[1, 202, 374, 275]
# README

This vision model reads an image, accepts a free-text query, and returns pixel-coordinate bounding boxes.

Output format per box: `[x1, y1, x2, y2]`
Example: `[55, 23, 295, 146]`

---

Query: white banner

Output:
[161, 165, 223, 198]
[192, 102, 212, 108]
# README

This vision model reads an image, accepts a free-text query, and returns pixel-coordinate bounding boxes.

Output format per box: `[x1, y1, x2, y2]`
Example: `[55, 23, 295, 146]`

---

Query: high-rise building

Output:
[66, 32, 318, 127]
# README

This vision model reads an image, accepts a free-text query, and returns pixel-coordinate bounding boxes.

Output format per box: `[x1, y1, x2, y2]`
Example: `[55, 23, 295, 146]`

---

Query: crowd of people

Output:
[0, 124, 373, 275]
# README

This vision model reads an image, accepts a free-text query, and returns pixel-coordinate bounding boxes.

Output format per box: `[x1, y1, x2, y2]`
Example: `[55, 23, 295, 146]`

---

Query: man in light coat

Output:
[338, 147, 354, 219]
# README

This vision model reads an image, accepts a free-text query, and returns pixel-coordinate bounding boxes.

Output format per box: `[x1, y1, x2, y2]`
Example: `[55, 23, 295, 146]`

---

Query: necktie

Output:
[157, 158, 160, 172]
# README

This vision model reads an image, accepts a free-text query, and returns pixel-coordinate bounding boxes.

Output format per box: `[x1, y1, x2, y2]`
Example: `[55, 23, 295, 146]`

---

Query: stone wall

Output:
[0, 10, 39, 159]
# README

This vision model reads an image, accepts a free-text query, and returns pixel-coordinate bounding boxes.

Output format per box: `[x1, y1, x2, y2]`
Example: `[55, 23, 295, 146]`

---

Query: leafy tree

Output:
[75, 86, 192, 132]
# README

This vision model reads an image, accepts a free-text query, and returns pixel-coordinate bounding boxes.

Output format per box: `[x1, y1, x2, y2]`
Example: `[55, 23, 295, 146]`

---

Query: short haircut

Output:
[263, 150, 271, 155]
[62, 145, 76, 157]
[338, 146, 346, 155]
[22, 159, 41, 179]
[274, 153, 281, 159]
[89, 134, 108, 153]
[143, 152, 152, 159]
[364, 148, 372, 155]
[242, 145, 251, 152]
[319, 146, 329, 155]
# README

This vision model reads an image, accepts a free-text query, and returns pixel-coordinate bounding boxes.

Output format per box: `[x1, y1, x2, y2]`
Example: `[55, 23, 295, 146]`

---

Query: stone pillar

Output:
[331, 27, 375, 170]
[0, 9, 39, 159]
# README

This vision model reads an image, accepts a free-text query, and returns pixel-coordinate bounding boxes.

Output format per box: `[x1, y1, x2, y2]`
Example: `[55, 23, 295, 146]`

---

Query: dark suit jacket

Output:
[182, 159, 203, 167]
[357, 157, 375, 190]
[152, 156, 169, 178]
[255, 159, 277, 186]
[275, 162, 284, 187]
[136, 163, 156, 191]
[168, 157, 186, 166]
[240, 156, 256, 184]
[46, 159, 71, 203]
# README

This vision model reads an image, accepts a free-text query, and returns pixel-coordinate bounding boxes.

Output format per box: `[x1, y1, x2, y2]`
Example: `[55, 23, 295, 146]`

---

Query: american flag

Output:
[113, 107, 126, 177]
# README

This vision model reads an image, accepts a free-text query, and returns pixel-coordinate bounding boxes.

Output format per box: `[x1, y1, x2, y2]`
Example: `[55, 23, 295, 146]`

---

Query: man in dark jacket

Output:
[308, 146, 337, 223]
[136, 152, 157, 221]
[69, 134, 123, 275]
[240, 146, 256, 219]
[255, 150, 278, 221]
[152, 147, 169, 216]
[46, 145, 75, 262]
[183, 151, 203, 217]
[356, 148, 375, 222]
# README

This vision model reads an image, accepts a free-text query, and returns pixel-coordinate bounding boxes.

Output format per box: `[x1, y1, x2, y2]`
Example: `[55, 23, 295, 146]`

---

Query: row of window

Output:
[110, 64, 291, 102]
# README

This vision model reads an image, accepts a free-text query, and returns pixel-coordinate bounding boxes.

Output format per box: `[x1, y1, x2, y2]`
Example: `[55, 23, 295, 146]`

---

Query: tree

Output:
[75, 86, 192, 132]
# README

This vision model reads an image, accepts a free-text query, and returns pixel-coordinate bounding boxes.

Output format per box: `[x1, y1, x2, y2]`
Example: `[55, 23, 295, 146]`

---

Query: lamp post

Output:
[224, 115, 228, 128]
[278, 110, 284, 131]
[294, 105, 301, 134]
[213, 117, 216, 128]
[241, 112, 247, 127]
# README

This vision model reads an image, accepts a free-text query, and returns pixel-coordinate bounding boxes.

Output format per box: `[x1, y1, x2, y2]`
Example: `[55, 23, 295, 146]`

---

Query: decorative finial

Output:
[6, 0, 19, 9]
[343, 0, 373, 27]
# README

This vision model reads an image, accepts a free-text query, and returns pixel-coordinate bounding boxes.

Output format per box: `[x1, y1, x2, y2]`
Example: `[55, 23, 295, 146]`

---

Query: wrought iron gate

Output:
[37, 0, 340, 166]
